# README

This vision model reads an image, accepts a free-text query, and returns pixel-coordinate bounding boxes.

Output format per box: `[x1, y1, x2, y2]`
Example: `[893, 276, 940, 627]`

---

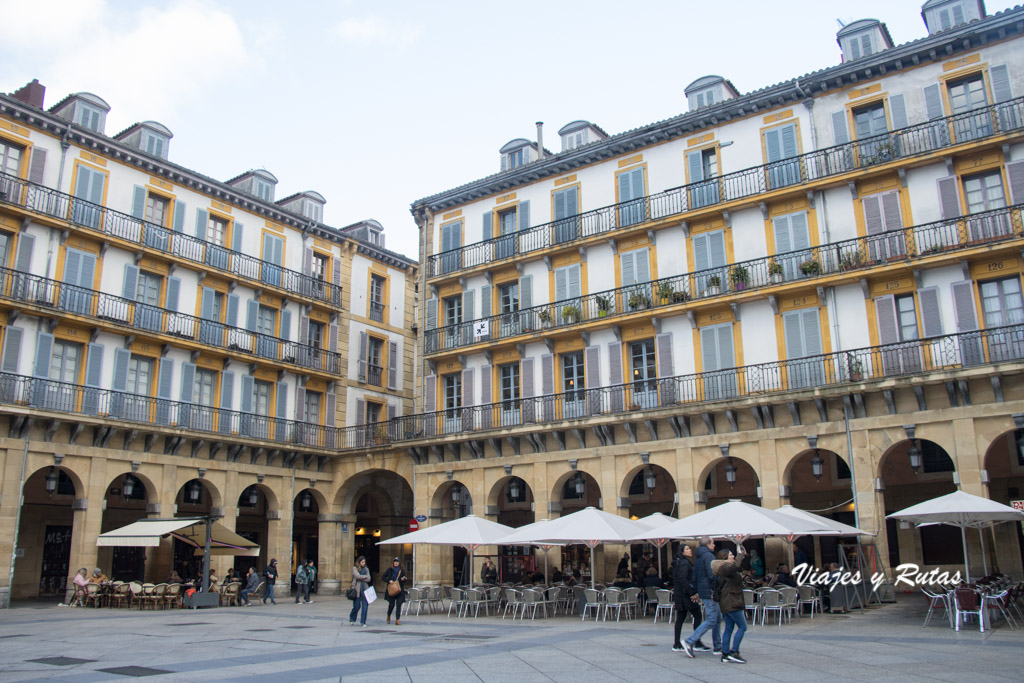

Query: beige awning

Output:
[97, 518, 260, 556]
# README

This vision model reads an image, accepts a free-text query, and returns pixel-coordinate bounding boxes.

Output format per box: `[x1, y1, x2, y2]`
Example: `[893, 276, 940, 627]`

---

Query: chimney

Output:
[11, 79, 45, 109]
[536, 121, 545, 160]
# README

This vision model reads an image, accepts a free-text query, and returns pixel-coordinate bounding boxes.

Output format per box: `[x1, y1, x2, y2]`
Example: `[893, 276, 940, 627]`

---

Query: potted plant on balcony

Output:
[729, 265, 750, 291]
[657, 282, 676, 305]
[671, 288, 690, 303]
[840, 251, 864, 272]
[768, 260, 784, 284]
[706, 275, 721, 296]
[800, 258, 821, 277]
[562, 304, 582, 323]
[628, 292, 651, 310]
[538, 309, 553, 327]
[596, 295, 611, 317]
[847, 355, 864, 382]
[372, 423, 389, 445]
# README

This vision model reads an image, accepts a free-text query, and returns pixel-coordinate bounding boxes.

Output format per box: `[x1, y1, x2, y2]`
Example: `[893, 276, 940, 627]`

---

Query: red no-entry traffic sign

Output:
[408, 519, 419, 532]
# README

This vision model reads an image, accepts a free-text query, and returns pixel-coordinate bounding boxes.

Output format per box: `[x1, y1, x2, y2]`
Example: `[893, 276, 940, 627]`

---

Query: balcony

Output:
[349, 323, 1024, 449]
[427, 96, 1024, 278]
[424, 204, 1024, 355]
[0, 265, 343, 376]
[366, 363, 384, 387]
[0, 373, 338, 450]
[0, 173, 342, 307]
[369, 300, 385, 323]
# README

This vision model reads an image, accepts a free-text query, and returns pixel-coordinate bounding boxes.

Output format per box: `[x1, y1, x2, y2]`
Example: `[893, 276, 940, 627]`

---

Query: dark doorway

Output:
[40, 525, 72, 596]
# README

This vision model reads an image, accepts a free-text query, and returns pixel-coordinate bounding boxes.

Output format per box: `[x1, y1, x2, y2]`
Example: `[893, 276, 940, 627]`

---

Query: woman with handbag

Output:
[381, 557, 407, 625]
[348, 556, 371, 627]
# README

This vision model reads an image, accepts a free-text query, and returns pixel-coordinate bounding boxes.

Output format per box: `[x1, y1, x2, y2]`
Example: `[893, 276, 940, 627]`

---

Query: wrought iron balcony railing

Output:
[0, 172, 342, 307]
[0, 265, 342, 375]
[425, 204, 1024, 354]
[350, 323, 1024, 449]
[427, 96, 1024, 278]
[0, 373, 337, 449]
[369, 301, 385, 323]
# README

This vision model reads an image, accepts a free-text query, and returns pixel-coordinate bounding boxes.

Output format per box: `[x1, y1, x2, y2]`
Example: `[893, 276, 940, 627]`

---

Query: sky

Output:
[0, 0, 1015, 261]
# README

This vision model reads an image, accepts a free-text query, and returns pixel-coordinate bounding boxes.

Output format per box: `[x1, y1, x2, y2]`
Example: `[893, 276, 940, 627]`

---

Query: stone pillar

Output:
[66, 457, 108, 595]
[316, 513, 346, 595]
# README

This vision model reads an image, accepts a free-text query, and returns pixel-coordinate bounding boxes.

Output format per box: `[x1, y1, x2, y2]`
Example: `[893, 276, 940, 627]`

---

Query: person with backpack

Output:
[294, 561, 310, 604]
[713, 545, 748, 664]
[680, 537, 721, 657]
[671, 544, 709, 653]
[263, 558, 278, 605]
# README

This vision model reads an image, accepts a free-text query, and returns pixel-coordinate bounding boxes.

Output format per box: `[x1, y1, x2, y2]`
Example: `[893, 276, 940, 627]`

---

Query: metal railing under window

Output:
[424, 204, 1024, 354]
[369, 301, 385, 322]
[426, 96, 1024, 277]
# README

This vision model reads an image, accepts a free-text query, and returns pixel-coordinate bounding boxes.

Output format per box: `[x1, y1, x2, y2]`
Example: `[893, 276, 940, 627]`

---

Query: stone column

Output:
[66, 457, 107, 594]
[316, 513, 346, 595]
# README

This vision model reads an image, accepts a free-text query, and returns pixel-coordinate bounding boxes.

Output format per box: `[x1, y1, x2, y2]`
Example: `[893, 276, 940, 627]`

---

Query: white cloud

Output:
[334, 17, 421, 48]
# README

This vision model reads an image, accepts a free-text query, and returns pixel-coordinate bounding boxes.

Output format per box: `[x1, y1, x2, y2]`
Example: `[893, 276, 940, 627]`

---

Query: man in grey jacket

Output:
[294, 561, 310, 604]
[681, 537, 721, 657]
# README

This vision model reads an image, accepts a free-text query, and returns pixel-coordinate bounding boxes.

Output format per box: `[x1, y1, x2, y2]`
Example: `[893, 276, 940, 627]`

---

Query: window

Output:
[135, 270, 162, 331]
[0, 139, 22, 176]
[783, 308, 825, 389]
[617, 167, 646, 226]
[444, 295, 462, 329]
[852, 102, 892, 164]
[254, 178, 273, 202]
[125, 355, 154, 421]
[261, 232, 284, 287]
[75, 103, 103, 131]
[365, 400, 382, 424]
[620, 247, 651, 310]
[439, 221, 462, 273]
[254, 380, 272, 416]
[963, 171, 1010, 240]
[687, 147, 719, 208]
[553, 186, 580, 243]
[304, 390, 321, 422]
[700, 323, 737, 400]
[499, 282, 519, 314]
[499, 362, 520, 425]
[862, 192, 906, 261]
[554, 263, 582, 320]
[141, 130, 166, 158]
[505, 148, 525, 169]
[948, 73, 991, 140]
[493, 208, 519, 260]
[692, 230, 726, 294]
[44, 339, 80, 410]
[208, 216, 228, 247]
[895, 295, 919, 342]
[256, 305, 277, 358]
[304, 200, 322, 222]
[980, 277, 1024, 361]
[0, 231, 10, 268]
[772, 211, 812, 279]
[844, 32, 873, 61]
[563, 130, 587, 150]
[145, 194, 170, 228]
[307, 320, 323, 349]
[562, 352, 586, 418]
[876, 294, 924, 375]
[498, 208, 516, 235]
[311, 253, 328, 281]
[443, 373, 461, 432]
[764, 123, 800, 188]
[369, 275, 385, 323]
[193, 369, 216, 406]
[367, 336, 384, 386]
[72, 165, 105, 229]
[60, 247, 97, 315]
[629, 339, 657, 408]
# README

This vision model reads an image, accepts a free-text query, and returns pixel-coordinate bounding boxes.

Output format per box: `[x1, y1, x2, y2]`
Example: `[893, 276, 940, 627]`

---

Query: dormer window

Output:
[836, 19, 894, 63]
[564, 130, 587, 150]
[254, 178, 273, 202]
[76, 102, 104, 131]
[50, 92, 111, 135]
[507, 148, 526, 169]
[684, 76, 739, 112]
[304, 200, 322, 222]
[843, 32, 874, 60]
[140, 129, 168, 159]
[922, 0, 984, 34]
[499, 138, 534, 171]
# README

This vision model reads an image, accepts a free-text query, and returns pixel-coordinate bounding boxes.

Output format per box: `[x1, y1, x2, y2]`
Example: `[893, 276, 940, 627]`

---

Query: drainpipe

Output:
[5, 438, 30, 608]
[414, 207, 432, 585]
[288, 466, 295, 591]
[46, 123, 73, 281]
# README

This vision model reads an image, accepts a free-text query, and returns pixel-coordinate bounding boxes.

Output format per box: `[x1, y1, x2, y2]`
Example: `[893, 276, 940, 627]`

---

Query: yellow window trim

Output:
[613, 163, 648, 207]
[758, 118, 805, 165]
[684, 217, 734, 275]
[683, 142, 720, 185]
[69, 159, 109, 207]
[0, 128, 34, 179]
[763, 202, 820, 256]
[367, 270, 390, 326]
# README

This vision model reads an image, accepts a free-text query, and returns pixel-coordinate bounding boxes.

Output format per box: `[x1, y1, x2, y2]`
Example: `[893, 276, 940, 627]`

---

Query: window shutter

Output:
[801, 309, 822, 355]
[200, 287, 215, 320]
[220, 371, 234, 411]
[28, 148, 46, 185]
[34, 332, 54, 380]
[863, 196, 884, 235]
[555, 267, 567, 301]
[708, 230, 726, 267]
[295, 386, 305, 422]
[518, 200, 530, 231]
[180, 362, 195, 403]
[687, 150, 705, 182]
[78, 252, 95, 290]
[874, 295, 899, 344]
[332, 256, 341, 286]
[62, 248, 81, 286]
[700, 326, 718, 372]
[565, 187, 578, 216]
[245, 299, 258, 332]
[717, 324, 735, 370]
[165, 277, 180, 311]
[14, 232, 33, 273]
[880, 192, 903, 230]
[387, 404, 396, 421]
[764, 127, 782, 162]
[480, 285, 492, 319]
[111, 347, 130, 392]
[225, 293, 239, 327]
[1005, 160, 1024, 204]
[424, 374, 436, 412]
[888, 93, 909, 130]
[621, 250, 636, 286]
[131, 185, 146, 219]
[618, 170, 633, 202]
[357, 331, 368, 382]
[173, 201, 185, 232]
[937, 177, 962, 219]
[831, 111, 849, 145]
[519, 275, 532, 310]
[279, 308, 291, 341]
[426, 297, 437, 330]
[276, 381, 287, 419]
[923, 83, 945, 120]
[773, 215, 792, 254]
[299, 315, 309, 346]
[781, 124, 798, 158]
[656, 332, 675, 405]
[541, 354, 554, 396]
[303, 247, 313, 274]
[232, 222, 244, 253]
[328, 323, 338, 353]
[479, 366, 491, 428]
[157, 358, 174, 398]
[553, 189, 566, 219]
[918, 287, 943, 337]
[195, 210, 208, 240]
[1, 326, 22, 374]
[693, 233, 709, 272]
[240, 374, 254, 413]
[568, 263, 582, 298]
[951, 280, 979, 331]
[607, 341, 623, 412]
[463, 289, 474, 321]
[82, 342, 103, 415]
[784, 311, 805, 358]
[325, 392, 335, 427]
[585, 345, 600, 415]
[634, 248, 650, 283]
[462, 367, 474, 404]
[122, 264, 139, 300]
[990, 64, 1012, 102]
[388, 340, 398, 390]
[482, 212, 493, 241]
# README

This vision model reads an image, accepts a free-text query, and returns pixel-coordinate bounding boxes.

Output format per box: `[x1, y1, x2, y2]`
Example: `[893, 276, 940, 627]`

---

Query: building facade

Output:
[0, 82, 418, 604]
[402, 2, 1024, 583]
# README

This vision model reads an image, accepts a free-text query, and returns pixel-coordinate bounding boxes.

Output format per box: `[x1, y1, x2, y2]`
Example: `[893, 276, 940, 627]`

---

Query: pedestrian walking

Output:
[714, 546, 748, 664]
[681, 537, 721, 657]
[263, 558, 278, 604]
[382, 557, 407, 625]
[348, 556, 371, 626]
[305, 560, 317, 601]
[671, 544, 708, 653]
[294, 561, 309, 604]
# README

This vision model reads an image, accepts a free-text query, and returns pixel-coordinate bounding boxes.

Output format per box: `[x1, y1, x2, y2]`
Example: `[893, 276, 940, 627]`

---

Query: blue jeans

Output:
[263, 583, 276, 603]
[349, 595, 368, 624]
[685, 598, 721, 650]
[722, 609, 747, 654]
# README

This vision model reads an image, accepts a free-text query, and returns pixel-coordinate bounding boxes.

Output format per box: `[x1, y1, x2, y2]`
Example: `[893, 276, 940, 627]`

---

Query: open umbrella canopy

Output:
[496, 507, 646, 548]
[631, 500, 833, 541]
[376, 515, 513, 550]
[635, 512, 678, 531]
[775, 505, 875, 536]
[96, 517, 260, 556]
[886, 490, 1024, 528]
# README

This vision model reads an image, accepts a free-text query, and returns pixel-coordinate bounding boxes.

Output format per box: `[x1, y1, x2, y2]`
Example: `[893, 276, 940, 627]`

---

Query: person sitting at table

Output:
[67, 568, 89, 606]
[240, 567, 260, 606]
[612, 568, 633, 589]
[224, 567, 238, 584]
[529, 570, 546, 584]
[206, 568, 218, 592]
[168, 569, 182, 583]
[774, 564, 797, 588]
[642, 566, 664, 588]
[88, 568, 109, 584]
[551, 567, 564, 584]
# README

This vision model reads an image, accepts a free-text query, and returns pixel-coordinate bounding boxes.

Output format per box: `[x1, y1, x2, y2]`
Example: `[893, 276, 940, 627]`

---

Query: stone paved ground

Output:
[1, 593, 1021, 682]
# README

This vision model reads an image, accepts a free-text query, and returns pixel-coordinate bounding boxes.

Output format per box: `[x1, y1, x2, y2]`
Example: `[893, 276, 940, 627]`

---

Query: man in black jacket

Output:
[672, 544, 708, 653]
[681, 536, 721, 657]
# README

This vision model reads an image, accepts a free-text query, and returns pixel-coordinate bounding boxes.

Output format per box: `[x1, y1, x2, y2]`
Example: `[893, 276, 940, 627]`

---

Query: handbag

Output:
[387, 581, 401, 597]
[345, 587, 358, 600]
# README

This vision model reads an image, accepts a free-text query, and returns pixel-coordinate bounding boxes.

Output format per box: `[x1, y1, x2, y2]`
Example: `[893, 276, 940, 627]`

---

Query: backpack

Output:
[711, 574, 722, 603]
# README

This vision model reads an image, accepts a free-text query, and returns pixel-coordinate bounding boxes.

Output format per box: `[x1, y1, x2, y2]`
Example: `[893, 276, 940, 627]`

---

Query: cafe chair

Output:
[743, 589, 759, 623]
[953, 588, 984, 632]
[581, 588, 602, 621]
[653, 588, 674, 624]
[759, 589, 786, 626]
[797, 585, 821, 618]
[921, 587, 950, 627]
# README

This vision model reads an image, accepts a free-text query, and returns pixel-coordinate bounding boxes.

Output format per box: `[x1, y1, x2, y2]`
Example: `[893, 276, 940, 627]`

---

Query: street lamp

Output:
[122, 474, 137, 498]
[301, 490, 312, 511]
[811, 451, 824, 480]
[908, 441, 922, 473]
[451, 484, 463, 505]
[45, 467, 58, 494]
[724, 458, 737, 488]
[509, 477, 522, 500]
[574, 473, 586, 497]
[187, 480, 202, 503]
[645, 466, 657, 491]
[248, 486, 259, 506]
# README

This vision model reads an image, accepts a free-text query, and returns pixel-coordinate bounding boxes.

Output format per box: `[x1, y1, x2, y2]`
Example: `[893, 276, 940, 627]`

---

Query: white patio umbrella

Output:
[635, 512, 678, 579]
[496, 507, 649, 588]
[631, 500, 834, 542]
[887, 490, 1024, 582]
[377, 515, 514, 586]
[774, 505, 875, 537]
[494, 518, 564, 582]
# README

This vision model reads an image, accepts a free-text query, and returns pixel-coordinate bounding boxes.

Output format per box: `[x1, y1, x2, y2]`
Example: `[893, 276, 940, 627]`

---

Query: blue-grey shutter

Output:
[990, 65, 1012, 102]
[773, 215, 793, 253]
[279, 308, 291, 341]
[521, 356, 535, 422]
[82, 342, 103, 415]
[220, 371, 235, 412]
[555, 267, 568, 301]
[831, 110, 849, 145]
[245, 299, 258, 332]
[226, 293, 239, 327]
[951, 280, 982, 365]
[462, 368, 474, 405]
[329, 323, 338, 352]
[156, 358, 174, 425]
[303, 247, 313, 275]
[388, 340, 398, 390]
[173, 201, 185, 232]
[63, 248, 81, 286]
[482, 212, 493, 241]
[924, 84, 945, 120]
[240, 374, 254, 412]
[790, 212, 811, 251]
[463, 289, 475, 343]
[28, 148, 46, 185]
[122, 264, 139, 300]
[540, 352, 554, 403]
[634, 248, 650, 284]
[195, 209, 208, 240]
[180, 362, 196, 402]
[918, 287, 943, 337]
[480, 285, 492, 319]
[875, 296, 899, 349]
[131, 186, 146, 219]
[232, 222, 244, 253]
[608, 341, 623, 412]
[426, 297, 437, 330]
[781, 124, 798, 159]
[111, 347, 130, 391]
[518, 201, 530, 231]
[801, 309, 822, 356]
[553, 189, 566, 219]
[479, 366, 491, 429]
[863, 196, 884, 237]
[200, 287, 215, 320]
[276, 381, 287, 418]
[357, 331, 368, 382]
[294, 385, 305, 422]
[585, 345, 600, 415]
[325, 392, 335, 428]
[621, 250, 636, 287]
[888, 93, 909, 130]
[693, 233, 709, 272]
[937, 177, 962, 219]
[424, 375, 435, 438]
[717, 324, 735, 371]
[1, 326, 23, 375]
[14, 232, 34, 273]
[701, 326, 719, 373]
[784, 310, 806, 359]
[656, 332, 675, 405]
[165, 276, 180, 311]
[1005, 160, 1024, 204]
[519, 275, 532, 310]
[708, 231, 726, 267]
[34, 332, 53, 379]
[687, 150, 705, 182]
[764, 127, 782, 162]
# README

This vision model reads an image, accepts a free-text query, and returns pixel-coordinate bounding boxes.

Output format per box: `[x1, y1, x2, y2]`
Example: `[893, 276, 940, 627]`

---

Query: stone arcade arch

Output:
[99, 470, 155, 582]
[784, 448, 856, 567]
[486, 475, 536, 583]
[14, 465, 82, 599]
[340, 470, 414, 579]
[234, 482, 279, 573]
[173, 478, 221, 581]
[982, 429, 1024, 576]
